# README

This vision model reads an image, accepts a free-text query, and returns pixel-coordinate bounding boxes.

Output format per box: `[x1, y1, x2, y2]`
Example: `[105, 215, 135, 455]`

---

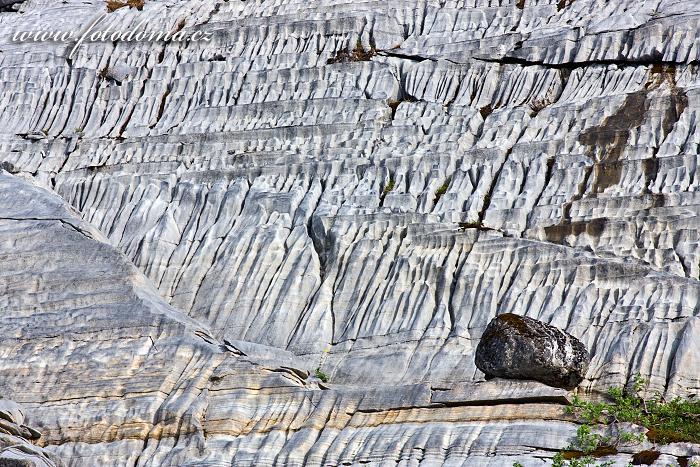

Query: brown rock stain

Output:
[562, 445, 618, 460]
[578, 65, 687, 196]
[544, 217, 607, 243]
[632, 450, 661, 465]
[557, 0, 574, 11]
[546, 65, 687, 245]
[579, 89, 648, 194]
[492, 313, 531, 335]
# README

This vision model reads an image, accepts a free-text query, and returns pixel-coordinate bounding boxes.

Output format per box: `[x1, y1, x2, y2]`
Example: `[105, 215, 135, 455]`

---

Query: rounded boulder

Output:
[475, 313, 590, 389]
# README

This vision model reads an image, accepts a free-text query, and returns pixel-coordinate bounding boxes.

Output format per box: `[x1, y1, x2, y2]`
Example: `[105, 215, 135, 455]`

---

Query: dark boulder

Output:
[0, 0, 24, 12]
[0, 161, 16, 174]
[475, 313, 590, 389]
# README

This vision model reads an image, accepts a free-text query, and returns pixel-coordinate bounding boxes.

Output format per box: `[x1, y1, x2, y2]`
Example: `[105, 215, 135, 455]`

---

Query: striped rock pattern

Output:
[1, 0, 700, 465]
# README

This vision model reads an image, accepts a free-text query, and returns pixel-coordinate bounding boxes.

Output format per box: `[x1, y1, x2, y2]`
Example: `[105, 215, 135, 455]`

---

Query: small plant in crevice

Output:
[383, 178, 396, 194]
[382, 178, 396, 196]
[314, 367, 329, 383]
[551, 423, 626, 466]
[481, 191, 492, 212]
[327, 39, 377, 64]
[433, 179, 451, 205]
[313, 347, 331, 384]
[528, 98, 550, 114]
[380, 178, 396, 202]
[562, 424, 618, 458]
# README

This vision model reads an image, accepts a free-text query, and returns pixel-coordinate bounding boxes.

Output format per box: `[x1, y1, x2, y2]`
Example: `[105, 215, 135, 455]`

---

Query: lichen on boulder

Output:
[475, 313, 590, 389]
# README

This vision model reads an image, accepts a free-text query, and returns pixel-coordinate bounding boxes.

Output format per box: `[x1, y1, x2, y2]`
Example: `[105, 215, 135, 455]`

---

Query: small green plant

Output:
[512, 462, 524, 467]
[555, 374, 700, 466]
[314, 367, 328, 383]
[383, 179, 395, 195]
[567, 374, 700, 444]
[618, 431, 645, 445]
[632, 372, 646, 393]
[482, 192, 491, 211]
[554, 424, 618, 464]
[380, 178, 396, 203]
[433, 179, 451, 205]
[573, 425, 610, 454]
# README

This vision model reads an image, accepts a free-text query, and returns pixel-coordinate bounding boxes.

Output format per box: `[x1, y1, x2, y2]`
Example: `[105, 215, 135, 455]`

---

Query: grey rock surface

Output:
[475, 313, 590, 389]
[0, 0, 699, 465]
[0, 400, 63, 467]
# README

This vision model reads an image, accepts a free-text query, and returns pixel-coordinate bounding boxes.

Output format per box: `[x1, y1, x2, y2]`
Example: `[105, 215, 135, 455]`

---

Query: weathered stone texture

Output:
[0, 400, 63, 467]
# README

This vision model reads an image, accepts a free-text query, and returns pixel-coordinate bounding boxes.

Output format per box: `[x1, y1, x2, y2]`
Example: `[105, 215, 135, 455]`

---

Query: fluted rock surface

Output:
[1, 0, 700, 465]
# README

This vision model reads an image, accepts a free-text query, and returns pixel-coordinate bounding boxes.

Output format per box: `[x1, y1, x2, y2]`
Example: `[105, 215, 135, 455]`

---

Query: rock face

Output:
[0, 0, 700, 465]
[475, 314, 590, 389]
[0, 400, 63, 467]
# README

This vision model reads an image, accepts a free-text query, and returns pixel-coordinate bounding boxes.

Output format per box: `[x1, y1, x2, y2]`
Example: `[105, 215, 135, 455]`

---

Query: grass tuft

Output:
[382, 179, 395, 196]
[314, 368, 329, 383]
[433, 179, 450, 205]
